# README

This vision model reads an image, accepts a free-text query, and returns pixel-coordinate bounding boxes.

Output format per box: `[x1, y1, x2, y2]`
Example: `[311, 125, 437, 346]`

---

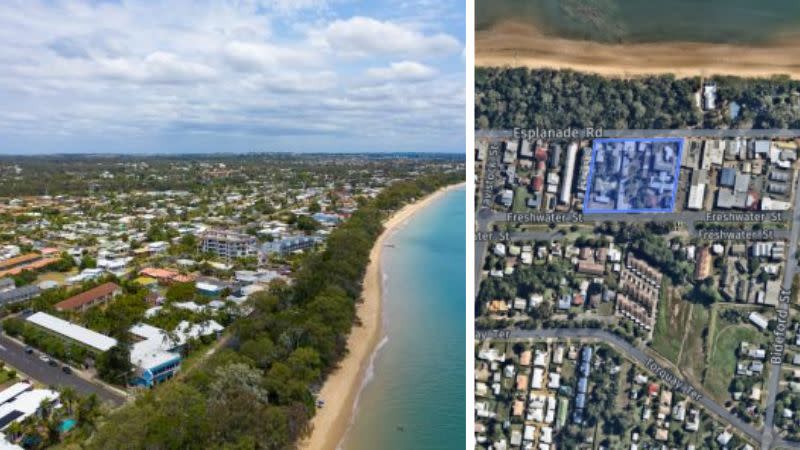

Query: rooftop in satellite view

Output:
[474, 1, 800, 450]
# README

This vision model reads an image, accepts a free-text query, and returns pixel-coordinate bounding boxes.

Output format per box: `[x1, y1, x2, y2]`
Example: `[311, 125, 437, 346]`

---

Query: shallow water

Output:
[339, 187, 466, 450]
[477, 0, 800, 44]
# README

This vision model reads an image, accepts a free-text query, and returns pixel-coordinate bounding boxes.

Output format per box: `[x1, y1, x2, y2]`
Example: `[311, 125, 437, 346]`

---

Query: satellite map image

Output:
[584, 138, 683, 214]
[474, 1, 800, 449]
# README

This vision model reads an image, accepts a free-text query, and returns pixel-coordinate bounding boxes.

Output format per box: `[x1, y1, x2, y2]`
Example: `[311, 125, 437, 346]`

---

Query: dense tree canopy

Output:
[476, 68, 800, 130]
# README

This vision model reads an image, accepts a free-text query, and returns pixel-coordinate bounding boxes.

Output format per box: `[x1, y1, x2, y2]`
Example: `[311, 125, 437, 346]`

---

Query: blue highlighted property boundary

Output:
[583, 138, 684, 214]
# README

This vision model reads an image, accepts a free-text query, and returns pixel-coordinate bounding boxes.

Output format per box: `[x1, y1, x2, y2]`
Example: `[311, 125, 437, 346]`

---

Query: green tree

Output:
[96, 343, 132, 385]
[166, 282, 196, 303]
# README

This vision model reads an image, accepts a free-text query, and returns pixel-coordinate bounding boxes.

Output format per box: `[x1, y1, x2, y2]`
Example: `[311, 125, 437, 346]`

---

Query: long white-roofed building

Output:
[24, 312, 224, 388]
[25, 312, 117, 352]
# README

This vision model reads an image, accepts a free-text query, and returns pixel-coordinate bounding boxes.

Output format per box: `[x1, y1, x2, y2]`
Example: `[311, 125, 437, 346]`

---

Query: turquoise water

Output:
[340, 187, 466, 450]
[60, 418, 77, 433]
[476, 0, 800, 44]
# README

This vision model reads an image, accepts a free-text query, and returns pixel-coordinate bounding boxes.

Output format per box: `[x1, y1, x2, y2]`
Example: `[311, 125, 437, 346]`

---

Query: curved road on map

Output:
[475, 129, 800, 448]
[488, 328, 800, 449]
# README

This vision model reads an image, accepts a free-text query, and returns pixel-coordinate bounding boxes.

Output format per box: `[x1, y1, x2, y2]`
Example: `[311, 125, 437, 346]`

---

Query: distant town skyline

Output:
[0, 0, 465, 154]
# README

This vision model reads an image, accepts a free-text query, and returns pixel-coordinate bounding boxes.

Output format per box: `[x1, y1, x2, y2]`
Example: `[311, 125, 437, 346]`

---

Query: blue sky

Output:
[0, 0, 465, 154]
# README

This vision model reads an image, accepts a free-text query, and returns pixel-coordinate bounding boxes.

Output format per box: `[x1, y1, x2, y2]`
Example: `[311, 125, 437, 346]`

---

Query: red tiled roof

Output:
[140, 268, 178, 279]
[0, 253, 40, 270]
[55, 282, 120, 311]
[0, 257, 59, 278]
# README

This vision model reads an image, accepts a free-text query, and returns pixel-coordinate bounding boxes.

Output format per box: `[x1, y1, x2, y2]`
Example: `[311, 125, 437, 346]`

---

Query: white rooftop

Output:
[0, 383, 31, 406]
[173, 301, 204, 312]
[175, 320, 224, 343]
[129, 320, 223, 370]
[195, 281, 221, 292]
[0, 434, 22, 450]
[26, 312, 117, 352]
[0, 387, 59, 431]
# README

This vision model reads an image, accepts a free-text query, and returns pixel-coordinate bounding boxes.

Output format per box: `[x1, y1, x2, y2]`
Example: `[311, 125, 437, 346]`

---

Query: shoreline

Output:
[476, 20, 800, 79]
[300, 182, 465, 450]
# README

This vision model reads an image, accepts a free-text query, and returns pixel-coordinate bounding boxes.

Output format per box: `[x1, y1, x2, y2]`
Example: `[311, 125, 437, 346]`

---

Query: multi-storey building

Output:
[199, 230, 258, 260]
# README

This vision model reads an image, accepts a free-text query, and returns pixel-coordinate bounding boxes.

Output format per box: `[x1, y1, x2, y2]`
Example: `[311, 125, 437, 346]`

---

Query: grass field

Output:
[511, 186, 530, 213]
[651, 281, 691, 364]
[596, 301, 614, 316]
[704, 310, 768, 402]
[36, 270, 74, 285]
[679, 305, 710, 384]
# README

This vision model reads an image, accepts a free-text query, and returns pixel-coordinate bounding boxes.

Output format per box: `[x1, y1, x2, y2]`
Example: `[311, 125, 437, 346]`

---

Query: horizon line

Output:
[0, 150, 466, 158]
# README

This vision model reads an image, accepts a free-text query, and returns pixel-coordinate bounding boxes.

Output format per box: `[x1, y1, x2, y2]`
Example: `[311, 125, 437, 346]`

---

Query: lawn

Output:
[0, 369, 15, 386]
[704, 310, 767, 402]
[651, 281, 691, 364]
[36, 270, 74, 285]
[511, 186, 530, 213]
[596, 301, 615, 316]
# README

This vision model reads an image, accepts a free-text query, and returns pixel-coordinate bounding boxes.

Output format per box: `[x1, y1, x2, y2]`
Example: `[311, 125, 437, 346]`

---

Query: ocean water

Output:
[339, 187, 466, 450]
[476, 0, 800, 44]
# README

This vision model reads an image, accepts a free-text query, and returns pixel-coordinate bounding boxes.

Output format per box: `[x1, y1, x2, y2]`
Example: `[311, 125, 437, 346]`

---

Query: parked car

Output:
[48, 358, 57, 367]
[24, 347, 33, 355]
[38, 354, 48, 363]
[61, 365, 72, 375]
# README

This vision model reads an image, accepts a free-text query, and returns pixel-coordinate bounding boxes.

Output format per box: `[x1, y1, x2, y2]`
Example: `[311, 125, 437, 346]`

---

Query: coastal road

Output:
[488, 328, 800, 449]
[0, 334, 126, 406]
[476, 128, 800, 140]
[763, 172, 800, 449]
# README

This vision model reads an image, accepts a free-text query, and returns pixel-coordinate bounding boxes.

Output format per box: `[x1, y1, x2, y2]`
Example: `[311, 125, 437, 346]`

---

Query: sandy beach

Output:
[300, 182, 465, 450]
[477, 20, 800, 79]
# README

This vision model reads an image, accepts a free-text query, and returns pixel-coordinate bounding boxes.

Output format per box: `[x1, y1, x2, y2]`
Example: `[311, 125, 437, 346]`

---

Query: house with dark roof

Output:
[0, 285, 41, 306]
[0, 278, 14, 293]
[719, 168, 736, 187]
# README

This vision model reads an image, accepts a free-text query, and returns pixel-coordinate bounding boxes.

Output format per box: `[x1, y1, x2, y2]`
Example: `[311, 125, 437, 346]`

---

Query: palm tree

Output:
[43, 414, 61, 447]
[77, 394, 101, 430]
[59, 387, 78, 416]
[5, 421, 23, 443]
[37, 398, 55, 420]
[20, 418, 39, 447]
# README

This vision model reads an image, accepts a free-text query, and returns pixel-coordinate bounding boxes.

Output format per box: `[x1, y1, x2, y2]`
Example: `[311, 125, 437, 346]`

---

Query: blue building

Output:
[129, 323, 183, 388]
[719, 168, 736, 188]
[262, 235, 322, 256]
[132, 356, 182, 387]
[573, 346, 593, 424]
[312, 212, 341, 225]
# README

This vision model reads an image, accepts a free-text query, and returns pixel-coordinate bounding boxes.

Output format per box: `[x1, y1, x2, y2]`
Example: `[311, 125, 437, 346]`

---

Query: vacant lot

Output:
[704, 309, 768, 402]
[679, 305, 710, 385]
[651, 282, 691, 364]
[36, 270, 74, 285]
[512, 186, 530, 213]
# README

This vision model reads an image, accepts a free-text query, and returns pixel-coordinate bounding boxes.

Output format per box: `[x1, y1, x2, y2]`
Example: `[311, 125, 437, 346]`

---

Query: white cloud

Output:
[257, 0, 330, 15]
[94, 52, 217, 84]
[311, 16, 460, 58]
[222, 41, 323, 72]
[366, 61, 437, 82]
[0, 0, 464, 153]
